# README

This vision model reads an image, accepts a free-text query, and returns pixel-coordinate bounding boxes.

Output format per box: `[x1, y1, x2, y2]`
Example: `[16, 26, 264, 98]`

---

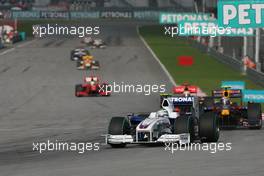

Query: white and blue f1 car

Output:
[105, 95, 220, 148]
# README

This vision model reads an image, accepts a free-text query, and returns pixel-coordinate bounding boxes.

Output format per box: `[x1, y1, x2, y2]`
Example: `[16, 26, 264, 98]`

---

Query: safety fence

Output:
[8, 10, 178, 20]
[188, 38, 264, 87]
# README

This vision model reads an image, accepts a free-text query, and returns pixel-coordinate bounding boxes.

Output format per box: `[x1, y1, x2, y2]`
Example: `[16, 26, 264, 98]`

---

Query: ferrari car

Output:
[76, 55, 100, 70]
[201, 86, 262, 129]
[75, 76, 111, 97]
[105, 94, 219, 148]
[70, 48, 90, 61]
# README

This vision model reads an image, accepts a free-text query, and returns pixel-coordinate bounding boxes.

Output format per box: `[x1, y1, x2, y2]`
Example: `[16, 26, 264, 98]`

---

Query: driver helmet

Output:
[221, 97, 230, 105]
[156, 109, 169, 118]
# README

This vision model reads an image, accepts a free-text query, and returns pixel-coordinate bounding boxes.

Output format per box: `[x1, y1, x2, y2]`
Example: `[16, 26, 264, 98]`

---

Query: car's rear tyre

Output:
[94, 60, 100, 66]
[247, 103, 262, 129]
[203, 97, 214, 107]
[108, 117, 131, 148]
[92, 61, 100, 70]
[199, 111, 219, 142]
[70, 51, 74, 60]
[76, 61, 82, 67]
[174, 115, 195, 143]
[75, 84, 83, 97]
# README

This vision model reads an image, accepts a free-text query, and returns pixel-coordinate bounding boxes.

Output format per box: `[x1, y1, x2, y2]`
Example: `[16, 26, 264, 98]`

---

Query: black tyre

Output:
[174, 115, 195, 143]
[247, 103, 262, 129]
[75, 84, 83, 97]
[70, 51, 74, 60]
[92, 61, 100, 70]
[94, 60, 100, 67]
[203, 97, 214, 107]
[108, 117, 131, 148]
[76, 61, 82, 67]
[199, 111, 219, 142]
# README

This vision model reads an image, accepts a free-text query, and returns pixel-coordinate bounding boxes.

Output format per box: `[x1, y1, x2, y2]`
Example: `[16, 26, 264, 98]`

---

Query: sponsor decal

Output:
[100, 11, 133, 18]
[160, 13, 213, 24]
[12, 11, 40, 19]
[134, 11, 159, 20]
[40, 11, 69, 19]
[178, 20, 254, 37]
[218, 0, 264, 28]
[70, 12, 100, 19]
[243, 90, 264, 103]
[172, 97, 194, 103]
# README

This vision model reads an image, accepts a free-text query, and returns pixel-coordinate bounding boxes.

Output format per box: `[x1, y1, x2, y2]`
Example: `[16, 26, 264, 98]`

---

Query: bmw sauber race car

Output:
[75, 76, 111, 97]
[76, 55, 100, 70]
[105, 95, 219, 148]
[83, 37, 106, 49]
[201, 86, 262, 129]
[70, 48, 90, 61]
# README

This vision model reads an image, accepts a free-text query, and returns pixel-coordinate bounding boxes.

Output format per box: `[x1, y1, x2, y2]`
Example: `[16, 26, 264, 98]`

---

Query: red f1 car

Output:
[75, 76, 111, 97]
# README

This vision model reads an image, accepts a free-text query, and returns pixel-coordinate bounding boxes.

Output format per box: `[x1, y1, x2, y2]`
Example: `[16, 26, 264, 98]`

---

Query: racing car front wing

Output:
[104, 133, 190, 145]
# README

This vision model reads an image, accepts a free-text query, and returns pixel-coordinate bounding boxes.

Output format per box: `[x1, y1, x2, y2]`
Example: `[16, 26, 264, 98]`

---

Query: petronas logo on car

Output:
[172, 97, 194, 102]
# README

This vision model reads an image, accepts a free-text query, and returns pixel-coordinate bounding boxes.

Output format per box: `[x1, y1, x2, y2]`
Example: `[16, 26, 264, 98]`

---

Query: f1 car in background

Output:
[75, 75, 111, 97]
[76, 55, 100, 70]
[201, 86, 262, 129]
[70, 48, 91, 61]
[160, 84, 199, 107]
[105, 94, 219, 148]
[82, 37, 106, 49]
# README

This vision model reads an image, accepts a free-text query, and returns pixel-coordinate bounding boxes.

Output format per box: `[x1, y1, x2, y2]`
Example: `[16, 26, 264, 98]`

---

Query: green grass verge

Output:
[139, 25, 263, 110]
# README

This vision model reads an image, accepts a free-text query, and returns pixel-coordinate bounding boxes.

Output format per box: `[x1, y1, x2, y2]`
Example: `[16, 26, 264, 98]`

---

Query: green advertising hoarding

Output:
[178, 20, 254, 37]
[218, 0, 264, 28]
[160, 13, 213, 24]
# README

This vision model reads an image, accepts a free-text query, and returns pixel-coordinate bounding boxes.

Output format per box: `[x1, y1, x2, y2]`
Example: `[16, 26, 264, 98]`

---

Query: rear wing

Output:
[212, 89, 242, 98]
[168, 96, 195, 106]
[172, 85, 198, 94]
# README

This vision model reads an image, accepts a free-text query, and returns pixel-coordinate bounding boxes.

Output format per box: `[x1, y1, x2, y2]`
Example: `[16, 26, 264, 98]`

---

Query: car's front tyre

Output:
[108, 117, 131, 148]
[199, 111, 220, 142]
[174, 115, 195, 143]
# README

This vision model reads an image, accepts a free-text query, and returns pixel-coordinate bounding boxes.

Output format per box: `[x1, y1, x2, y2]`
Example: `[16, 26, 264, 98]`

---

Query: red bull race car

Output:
[201, 87, 262, 129]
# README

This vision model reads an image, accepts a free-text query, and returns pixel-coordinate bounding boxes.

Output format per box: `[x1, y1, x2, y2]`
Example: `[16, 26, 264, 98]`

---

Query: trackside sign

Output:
[221, 81, 246, 90]
[178, 20, 254, 37]
[218, 0, 264, 28]
[159, 13, 213, 24]
[243, 90, 264, 103]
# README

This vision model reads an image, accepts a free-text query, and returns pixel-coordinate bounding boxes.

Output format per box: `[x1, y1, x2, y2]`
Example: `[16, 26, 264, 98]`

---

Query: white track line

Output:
[0, 39, 36, 56]
[16, 39, 36, 48]
[0, 48, 15, 56]
[136, 26, 206, 97]
[136, 26, 176, 87]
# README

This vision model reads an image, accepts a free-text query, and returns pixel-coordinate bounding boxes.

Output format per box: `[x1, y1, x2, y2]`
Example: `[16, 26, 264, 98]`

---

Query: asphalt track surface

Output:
[0, 20, 264, 176]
